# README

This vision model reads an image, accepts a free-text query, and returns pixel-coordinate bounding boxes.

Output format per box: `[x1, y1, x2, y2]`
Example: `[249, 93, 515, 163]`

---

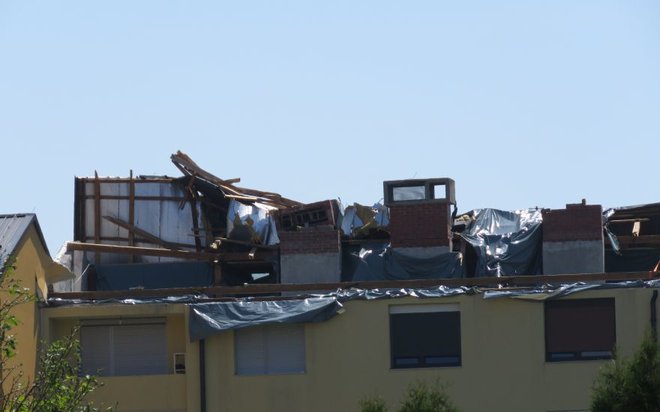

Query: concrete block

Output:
[543, 240, 604, 275]
[280, 253, 342, 285]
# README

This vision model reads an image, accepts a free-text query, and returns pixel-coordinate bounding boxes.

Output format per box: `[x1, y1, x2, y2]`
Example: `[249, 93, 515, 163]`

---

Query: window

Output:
[545, 298, 616, 362]
[383, 178, 455, 206]
[393, 185, 426, 202]
[389, 304, 461, 369]
[80, 318, 168, 376]
[235, 323, 305, 375]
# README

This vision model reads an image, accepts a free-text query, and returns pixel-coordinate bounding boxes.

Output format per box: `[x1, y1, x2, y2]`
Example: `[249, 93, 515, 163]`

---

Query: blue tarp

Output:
[95, 261, 214, 291]
[346, 245, 464, 281]
[188, 297, 343, 341]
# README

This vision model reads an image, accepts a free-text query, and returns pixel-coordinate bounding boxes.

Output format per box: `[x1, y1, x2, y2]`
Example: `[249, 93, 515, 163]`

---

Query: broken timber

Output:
[66, 241, 275, 261]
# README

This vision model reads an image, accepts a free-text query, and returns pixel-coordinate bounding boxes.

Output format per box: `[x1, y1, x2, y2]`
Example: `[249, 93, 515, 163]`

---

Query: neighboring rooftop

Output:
[50, 151, 660, 302]
[0, 213, 48, 268]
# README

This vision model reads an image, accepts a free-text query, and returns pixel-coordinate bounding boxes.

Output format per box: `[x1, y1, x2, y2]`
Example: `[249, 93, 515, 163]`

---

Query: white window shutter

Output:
[81, 326, 113, 376]
[81, 321, 168, 376]
[235, 326, 267, 375]
[265, 324, 305, 374]
[235, 323, 305, 375]
[113, 324, 168, 376]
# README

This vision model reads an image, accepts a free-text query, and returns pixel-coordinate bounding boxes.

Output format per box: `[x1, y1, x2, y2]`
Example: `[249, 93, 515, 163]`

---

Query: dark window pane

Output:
[424, 356, 460, 366]
[545, 298, 615, 362]
[394, 357, 420, 367]
[390, 311, 461, 368]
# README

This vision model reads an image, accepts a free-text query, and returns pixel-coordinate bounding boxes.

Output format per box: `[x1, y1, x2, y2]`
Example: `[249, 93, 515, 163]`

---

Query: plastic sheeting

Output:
[47, 294, 208, 307]
[606, 249, 660, 272]
[188, 297, 342, 341]
[340, 203, 389, 237]
[460, 208, 542, 277]
[603, 208, 621, 254]
[483, 280, 660, 300]
[49, 280, 660, 342]
[226, 199, 280, 246]
[326, 285, 473, 301]
[47, 285, 472, 309]
[345, 244, 464, 281]
[95, 262, 214, 291]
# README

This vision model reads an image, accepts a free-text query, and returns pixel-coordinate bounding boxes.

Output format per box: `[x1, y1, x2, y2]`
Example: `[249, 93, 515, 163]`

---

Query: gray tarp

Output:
[460, 208, 542, 277]
[188, 297, 342, 341]
[328, 285, 472, 300]
[347, 245, 464, 281]
[46, 295, 207, 306]
[602, 208, 621, 253]
[483, 280, 660, 300]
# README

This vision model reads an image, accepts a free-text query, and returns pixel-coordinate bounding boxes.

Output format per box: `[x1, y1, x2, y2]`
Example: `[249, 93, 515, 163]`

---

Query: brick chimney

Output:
[542, 202, 604, 275]
[384, 178, 455, 258]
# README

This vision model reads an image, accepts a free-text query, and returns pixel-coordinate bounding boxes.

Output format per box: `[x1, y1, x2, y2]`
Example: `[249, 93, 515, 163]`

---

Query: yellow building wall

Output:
[201, 288, 655, 412]
[2, 225, 61, 389]
[44, 304, 189, 412]
[40, 286, 656, 412]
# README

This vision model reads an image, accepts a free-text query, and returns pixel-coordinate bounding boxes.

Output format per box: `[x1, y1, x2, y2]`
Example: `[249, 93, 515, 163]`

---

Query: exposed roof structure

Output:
[51, 151, 660, 304]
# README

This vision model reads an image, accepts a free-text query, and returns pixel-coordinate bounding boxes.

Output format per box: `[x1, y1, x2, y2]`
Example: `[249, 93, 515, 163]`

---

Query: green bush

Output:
[591, 330, 660, 412]
[0, 258, 111, 411]
[359, 380, 459, 412]
[398, 380, 459, 412]
[358, 396, 388, 412]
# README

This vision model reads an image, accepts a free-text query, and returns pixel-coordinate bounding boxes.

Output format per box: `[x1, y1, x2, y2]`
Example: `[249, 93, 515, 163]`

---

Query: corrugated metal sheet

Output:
[0, 214, 36, 267]
[81, 180, 206, 264]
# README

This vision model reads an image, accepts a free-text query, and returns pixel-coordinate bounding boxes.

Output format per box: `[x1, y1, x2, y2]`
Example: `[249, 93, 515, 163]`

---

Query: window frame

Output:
[383, 178, 456, 206]
[389, 304, 462, 369]
[79, 317, 169, 377]
[544, 297, 616, 362]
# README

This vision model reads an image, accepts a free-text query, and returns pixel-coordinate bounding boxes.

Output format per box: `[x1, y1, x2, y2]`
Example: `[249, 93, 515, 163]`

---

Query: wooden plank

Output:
[83, 236, 195, 248]
[221, 193, 261, 202]
[171, 151, 302, 208]
[78, 177, 176, 183]
[129, 171, 135, 262]
[94, 171, 101, 263]
[609, 218, 651, 224]
[186, 176, 203, 252]
[103, 215, 179, 250]
[83, 195, 187, 201]
[66, 241, 275, 261]
[50, 271, 660, 301]
[611, 235, 660, 248]
[129, 171, 135, 245]
[212, 237, 278, 250]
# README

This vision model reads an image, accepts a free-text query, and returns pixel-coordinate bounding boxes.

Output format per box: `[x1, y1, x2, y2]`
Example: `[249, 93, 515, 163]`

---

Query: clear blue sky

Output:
[1, 1, 659, 255]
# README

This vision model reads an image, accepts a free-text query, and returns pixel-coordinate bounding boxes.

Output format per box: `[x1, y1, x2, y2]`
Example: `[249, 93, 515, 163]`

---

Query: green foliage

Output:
[398, 380, 459, 412]
[0, 258, 34, 362]
[359, 396, 388, 412]
[359, 380, 459, 412]
[0, 257, 110, 412]
[591, 330, 660, 412]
